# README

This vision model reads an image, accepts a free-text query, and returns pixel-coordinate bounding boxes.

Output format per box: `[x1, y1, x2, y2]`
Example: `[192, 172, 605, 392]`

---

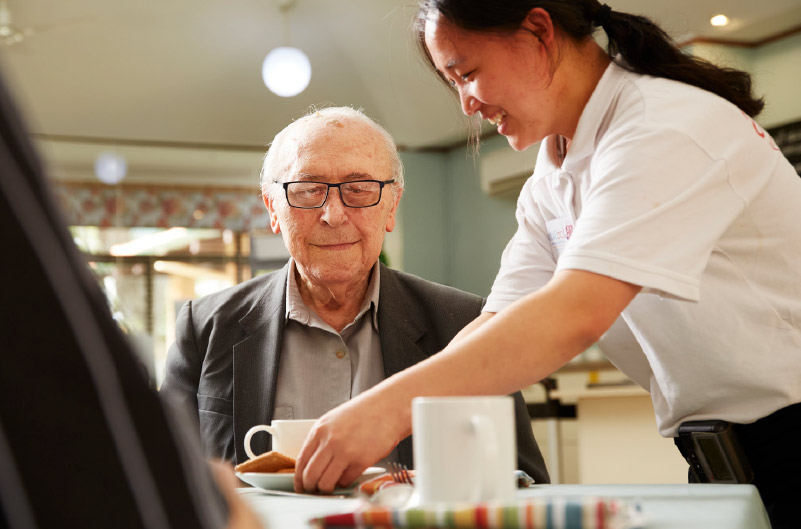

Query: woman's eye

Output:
[460, 71, 473, 81]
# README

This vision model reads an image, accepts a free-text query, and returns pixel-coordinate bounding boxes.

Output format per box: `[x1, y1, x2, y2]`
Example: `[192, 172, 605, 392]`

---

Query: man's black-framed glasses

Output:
[281, 179, 395, 209]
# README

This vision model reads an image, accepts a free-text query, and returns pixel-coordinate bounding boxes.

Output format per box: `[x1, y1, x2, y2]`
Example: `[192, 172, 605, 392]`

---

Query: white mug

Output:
[412, 396, 516, 505]
[244, 419, 316, 460]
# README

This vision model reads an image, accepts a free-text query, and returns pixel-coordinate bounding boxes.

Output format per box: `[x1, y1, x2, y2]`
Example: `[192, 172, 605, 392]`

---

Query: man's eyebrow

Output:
[292, 172, 374, 181]
[345, 172, 373, 180]
[293, 172, 322, 181]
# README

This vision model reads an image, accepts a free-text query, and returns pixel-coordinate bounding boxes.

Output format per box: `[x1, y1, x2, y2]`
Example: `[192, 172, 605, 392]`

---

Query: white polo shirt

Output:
[485, 61, 801, 436]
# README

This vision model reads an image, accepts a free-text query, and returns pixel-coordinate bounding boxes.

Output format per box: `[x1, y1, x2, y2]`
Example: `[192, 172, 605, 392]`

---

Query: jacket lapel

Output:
[377, 265, 428, 467]
[232, 263, 289, 463]
[377, 264, 429, 377]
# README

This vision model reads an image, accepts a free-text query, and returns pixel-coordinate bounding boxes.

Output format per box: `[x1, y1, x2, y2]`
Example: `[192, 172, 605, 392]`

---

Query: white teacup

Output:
[244, 419, 316, 460]
[412, 396, 516, 505]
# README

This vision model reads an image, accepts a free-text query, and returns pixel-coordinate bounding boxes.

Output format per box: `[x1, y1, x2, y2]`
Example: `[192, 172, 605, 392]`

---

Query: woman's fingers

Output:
[299, 442, 336, 492]
[293, 394, 405, 493]
[338, 463, 370, 489]
[293, 425, 323, 492]
[315, 457, 350, 494]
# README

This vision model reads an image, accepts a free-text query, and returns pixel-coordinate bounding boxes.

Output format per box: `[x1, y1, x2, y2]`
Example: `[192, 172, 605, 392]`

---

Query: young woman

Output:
[294, 2, 801, 526]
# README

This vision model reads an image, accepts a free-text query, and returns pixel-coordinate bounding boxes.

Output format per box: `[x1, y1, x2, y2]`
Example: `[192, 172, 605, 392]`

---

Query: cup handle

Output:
[470, 415, 498, 502]
[244, 424, 277, 460]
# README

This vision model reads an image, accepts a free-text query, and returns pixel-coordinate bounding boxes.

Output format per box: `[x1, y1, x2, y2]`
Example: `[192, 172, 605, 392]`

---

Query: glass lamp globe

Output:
[94, 152, 127, 185]
[262, 46, 311, 97]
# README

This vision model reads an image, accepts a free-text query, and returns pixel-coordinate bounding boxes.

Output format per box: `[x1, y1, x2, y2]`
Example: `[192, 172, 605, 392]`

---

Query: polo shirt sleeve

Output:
[556, 125, 750, 302]
[484, 176, 557, 313]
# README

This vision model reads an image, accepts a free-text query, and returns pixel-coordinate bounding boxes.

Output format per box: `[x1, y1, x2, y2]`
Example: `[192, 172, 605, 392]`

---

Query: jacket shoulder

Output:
[386, 268, 482, 302]
[381, 267, 484, 327]
[187, 267, 285, 328]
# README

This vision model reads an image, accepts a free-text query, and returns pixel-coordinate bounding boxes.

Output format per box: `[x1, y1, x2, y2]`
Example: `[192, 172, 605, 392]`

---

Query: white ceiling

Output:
[1, 0, 800, 152]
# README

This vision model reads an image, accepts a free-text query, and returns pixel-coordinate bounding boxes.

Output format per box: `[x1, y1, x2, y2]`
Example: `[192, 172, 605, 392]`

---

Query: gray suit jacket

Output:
[161, 262, 549, 483]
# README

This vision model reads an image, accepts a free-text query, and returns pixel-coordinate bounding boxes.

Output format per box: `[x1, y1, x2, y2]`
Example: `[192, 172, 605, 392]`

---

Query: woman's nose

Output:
[459, 89, 479, 116]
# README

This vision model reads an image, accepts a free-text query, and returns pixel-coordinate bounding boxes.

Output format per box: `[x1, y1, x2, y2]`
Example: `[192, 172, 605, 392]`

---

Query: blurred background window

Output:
[71, 225, 287, 386]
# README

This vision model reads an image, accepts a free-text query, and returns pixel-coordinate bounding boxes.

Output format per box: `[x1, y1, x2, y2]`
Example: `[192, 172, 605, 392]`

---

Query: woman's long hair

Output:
[415, 0, 764, 118]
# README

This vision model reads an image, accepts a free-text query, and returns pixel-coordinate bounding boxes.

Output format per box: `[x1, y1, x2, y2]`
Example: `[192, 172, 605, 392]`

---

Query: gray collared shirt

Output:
[272, 259, 386, 422]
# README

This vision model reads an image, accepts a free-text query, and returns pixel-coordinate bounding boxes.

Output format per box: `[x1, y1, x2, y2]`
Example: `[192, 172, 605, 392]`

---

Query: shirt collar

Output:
[284, 258, 381, 331]
[562, 58, 631, 169]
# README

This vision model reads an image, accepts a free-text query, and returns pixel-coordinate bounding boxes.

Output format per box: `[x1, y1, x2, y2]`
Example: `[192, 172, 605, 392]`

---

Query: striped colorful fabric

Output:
[358, 474, 406, 496]
[310, 497, 640, 529]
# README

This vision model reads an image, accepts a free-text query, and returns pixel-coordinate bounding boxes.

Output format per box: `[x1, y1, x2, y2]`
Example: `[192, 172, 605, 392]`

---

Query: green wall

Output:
[750, 32, 801, 128]
[443, 137, 520, 297]
[398, 135, 521, 297]
[688, 31, 801, 128]
[395, 151, 451, 285]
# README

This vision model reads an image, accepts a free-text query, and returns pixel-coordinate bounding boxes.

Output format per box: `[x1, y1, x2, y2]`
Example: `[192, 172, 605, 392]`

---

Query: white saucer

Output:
[236, 466, 385, 493]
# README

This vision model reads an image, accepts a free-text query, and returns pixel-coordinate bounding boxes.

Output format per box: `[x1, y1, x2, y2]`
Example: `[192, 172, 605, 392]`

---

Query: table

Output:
[524, 485, 769, 528]
[238, 483, 771, 528]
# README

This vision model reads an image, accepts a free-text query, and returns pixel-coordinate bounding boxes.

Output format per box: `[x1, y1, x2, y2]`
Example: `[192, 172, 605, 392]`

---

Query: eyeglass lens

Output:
[286, 181, 385, 208]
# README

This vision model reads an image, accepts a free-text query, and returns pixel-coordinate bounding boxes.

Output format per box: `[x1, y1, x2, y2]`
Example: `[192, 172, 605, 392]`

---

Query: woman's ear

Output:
[521, 7, 556, 47]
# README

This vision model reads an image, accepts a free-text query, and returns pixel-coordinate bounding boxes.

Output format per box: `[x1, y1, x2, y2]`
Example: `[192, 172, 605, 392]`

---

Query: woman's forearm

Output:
[363, 269, 641, 438]
[449, 311, 495, 345]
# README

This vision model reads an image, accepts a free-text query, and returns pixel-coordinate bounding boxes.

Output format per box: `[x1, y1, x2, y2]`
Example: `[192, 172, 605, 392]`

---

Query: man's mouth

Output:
[314, 241, 357, 250]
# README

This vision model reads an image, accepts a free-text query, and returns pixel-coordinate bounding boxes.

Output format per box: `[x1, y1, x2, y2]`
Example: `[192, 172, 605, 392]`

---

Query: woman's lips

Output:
[498, 118, 510, 135]
[482, 109, 507, 128]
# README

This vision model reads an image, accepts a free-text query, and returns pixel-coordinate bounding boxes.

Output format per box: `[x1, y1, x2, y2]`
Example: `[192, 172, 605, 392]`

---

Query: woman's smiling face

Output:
[424, 13, 560, 152]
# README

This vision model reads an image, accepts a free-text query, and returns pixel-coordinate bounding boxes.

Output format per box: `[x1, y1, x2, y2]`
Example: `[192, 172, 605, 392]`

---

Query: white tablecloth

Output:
[238, 483, 771, 529]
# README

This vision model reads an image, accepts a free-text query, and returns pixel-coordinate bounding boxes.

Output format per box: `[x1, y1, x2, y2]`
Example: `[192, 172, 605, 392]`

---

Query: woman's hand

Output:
[293, 389, 409, 494]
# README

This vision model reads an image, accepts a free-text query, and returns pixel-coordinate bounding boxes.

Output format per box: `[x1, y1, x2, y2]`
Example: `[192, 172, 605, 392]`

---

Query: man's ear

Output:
[262, 191, 281, 234]
[520, 7, 556, 48]
[384, 188, 403, 233]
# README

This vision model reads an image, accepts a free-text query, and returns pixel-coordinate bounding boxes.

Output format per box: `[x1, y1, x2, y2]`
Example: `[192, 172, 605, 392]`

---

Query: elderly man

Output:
[161, 106, 549, 483]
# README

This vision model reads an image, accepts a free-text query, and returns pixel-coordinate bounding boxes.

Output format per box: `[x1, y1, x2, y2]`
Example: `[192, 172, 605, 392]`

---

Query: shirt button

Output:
[335, 350, 346, 359]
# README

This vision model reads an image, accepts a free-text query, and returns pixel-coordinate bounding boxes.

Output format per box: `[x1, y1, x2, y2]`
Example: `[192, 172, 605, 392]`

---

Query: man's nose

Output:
[320, 187, 348, 226]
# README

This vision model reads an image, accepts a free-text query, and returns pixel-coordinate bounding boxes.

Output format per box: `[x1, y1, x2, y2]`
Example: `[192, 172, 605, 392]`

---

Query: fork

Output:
[388, 462, 414, 485]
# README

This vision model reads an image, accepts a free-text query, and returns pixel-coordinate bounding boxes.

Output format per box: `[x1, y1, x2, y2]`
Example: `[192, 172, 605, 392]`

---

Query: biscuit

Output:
[235, 451, 296, 473]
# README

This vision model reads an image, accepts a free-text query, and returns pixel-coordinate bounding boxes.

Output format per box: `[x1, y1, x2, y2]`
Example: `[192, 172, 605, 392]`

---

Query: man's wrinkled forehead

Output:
[290, 111, 355, 136]
[273, 115, 387, 179]
[279, 114, 360, 152]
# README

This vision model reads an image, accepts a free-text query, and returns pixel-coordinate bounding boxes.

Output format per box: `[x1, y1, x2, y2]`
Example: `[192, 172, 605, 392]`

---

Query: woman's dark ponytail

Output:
[416, 0, 765, 117]
[597, 4, 764, 117]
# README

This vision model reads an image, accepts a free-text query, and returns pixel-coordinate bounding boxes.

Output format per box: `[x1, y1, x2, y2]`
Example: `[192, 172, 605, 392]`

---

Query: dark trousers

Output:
[683, 402, 801, 529]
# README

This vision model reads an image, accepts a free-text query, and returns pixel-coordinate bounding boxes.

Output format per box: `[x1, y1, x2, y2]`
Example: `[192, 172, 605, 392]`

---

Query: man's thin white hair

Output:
[259, 105, 405, 198]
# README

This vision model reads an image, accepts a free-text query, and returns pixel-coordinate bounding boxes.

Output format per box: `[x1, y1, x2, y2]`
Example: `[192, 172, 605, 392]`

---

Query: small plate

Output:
[237, 466, 385, 493]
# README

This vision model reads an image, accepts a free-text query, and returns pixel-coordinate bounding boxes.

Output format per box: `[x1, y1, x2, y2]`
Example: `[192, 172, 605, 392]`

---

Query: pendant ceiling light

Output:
[94, 152, 127, 185]
[262, 0, 311, 97]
